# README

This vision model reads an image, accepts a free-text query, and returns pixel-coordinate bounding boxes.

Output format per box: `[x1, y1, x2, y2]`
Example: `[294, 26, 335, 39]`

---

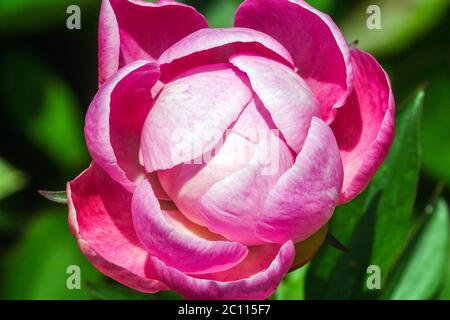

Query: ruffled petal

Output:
[132, 179, 248, 275]
[256, 117, 343, 243]
[85, 61, 160, 192]
[331, 49, 395, 203]
[99, 0, 207, 85]
[67, 163, 166, 293]
[151, 241, 295, 300]
[235, 0, 352, 122]
[230, 54, 318, 152]
[159, 27, 294, 81]
[140, 64, 252, 172]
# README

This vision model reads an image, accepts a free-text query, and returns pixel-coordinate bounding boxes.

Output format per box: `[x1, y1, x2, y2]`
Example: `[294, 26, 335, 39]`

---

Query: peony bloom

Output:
[67, 0, 394, 300]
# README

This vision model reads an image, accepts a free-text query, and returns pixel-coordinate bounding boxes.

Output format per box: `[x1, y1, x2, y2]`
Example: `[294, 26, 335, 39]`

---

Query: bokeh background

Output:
[0, 0, 449, 300]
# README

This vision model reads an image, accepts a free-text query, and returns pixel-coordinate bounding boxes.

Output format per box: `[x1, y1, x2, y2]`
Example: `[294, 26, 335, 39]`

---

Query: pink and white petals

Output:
[132, 179, 248, 275]
[151, 241, 295, 300]
[67, 163, 166, 293]
[98, 0, 120, 86]
[158, 27, 294, 81]
[331, 49, 395, 203]
[69, 0, 395, 300]
[256, 118, 344, 244]
[198, 140, 293, 245]
[157, 132, 259, 226]
[230, 54, 318, 153]
[98, 0, 207, 85]
[235, 0, 352, 122]
[147, 172, 171, 200]
[85, 61, 160, 192]
[197, 100, 295, 245]
[140, 64, 253, 172]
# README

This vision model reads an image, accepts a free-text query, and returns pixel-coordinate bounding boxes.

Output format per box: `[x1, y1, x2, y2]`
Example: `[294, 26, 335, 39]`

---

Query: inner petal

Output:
[230, 54, 319, 153]
[159, 27, 294, 82]
[140, 63, 253, 173]
[158, 98, 294, 244]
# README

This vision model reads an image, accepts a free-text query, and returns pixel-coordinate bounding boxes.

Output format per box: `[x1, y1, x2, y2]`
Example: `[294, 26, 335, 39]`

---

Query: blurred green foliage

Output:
[0, 0, 449, 300]
[0, 0, 96, 34]
[381, 199, 449, 299]
[0, 158, 26, 201]
[1, 51, 88, 171]
[306, 90, 424, 299]
[0, 210, 102, 299]
[421, 71, 450, 183]
[341, 0, 450, 56]
[272, 265, 309, 300]
[87, 282, 182, 300]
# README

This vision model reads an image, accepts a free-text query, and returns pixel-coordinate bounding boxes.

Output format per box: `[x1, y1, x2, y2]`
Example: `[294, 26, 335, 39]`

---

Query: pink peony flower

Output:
[67, 0, 395, 300]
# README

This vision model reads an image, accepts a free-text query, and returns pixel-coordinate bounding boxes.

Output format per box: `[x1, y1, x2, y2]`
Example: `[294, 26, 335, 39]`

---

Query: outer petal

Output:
[235, 0, 352, 122]
[85, 61, 160, 192]
[132, 179, 248, 275]
[140, 64, 252, 172]
[331, 49, 395, 203]
[151, 241, 295, 300]
[99, 0, 207, 85]
[230, 54, 318, 153]
[158, 27, 294, 81]
[67, 163, 166, 293]
[256, 117, 343, 244]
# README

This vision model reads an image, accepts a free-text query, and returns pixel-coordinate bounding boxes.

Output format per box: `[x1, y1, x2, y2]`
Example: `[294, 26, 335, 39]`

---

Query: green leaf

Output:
[340, 0, 450, 56]
[0, 50, 88, 171]
[438, 225, 450, 299]
[38, 190, 68, 204]
[87, 281, 182, 300]
[364, 90, 424, 290]
[325, 232, 348, 253]
[0, 157, 26, 200]
[272, 265, 309, 300]
[421, 71, 450, 183]
[0, 210, 102, 299]
[381, 199, 449, 299]
[305, 89, 424, 299]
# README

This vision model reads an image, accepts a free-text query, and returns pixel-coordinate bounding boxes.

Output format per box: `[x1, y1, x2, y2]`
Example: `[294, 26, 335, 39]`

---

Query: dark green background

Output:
[0, 0, 449, 300]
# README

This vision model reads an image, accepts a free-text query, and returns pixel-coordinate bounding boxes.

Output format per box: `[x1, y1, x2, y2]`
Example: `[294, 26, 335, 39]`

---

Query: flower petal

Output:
[159, 27, 294, 81]
[67, 163, 166, 293]
[235, 0, 352, 122]
[256, 117, 343, 243]
[197, 99, 295, 245]
[132, 179, 248, 275]
[230, 54, 318, 153]
[158, 132, 256, 227]
[151, 241, 295, 300]
[85, 61, 160, 192]
[331, 49, 395, 203]
[140, 64, 252, 172]
[157, 98, 294, 235]
[99, 0, 207, 85]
